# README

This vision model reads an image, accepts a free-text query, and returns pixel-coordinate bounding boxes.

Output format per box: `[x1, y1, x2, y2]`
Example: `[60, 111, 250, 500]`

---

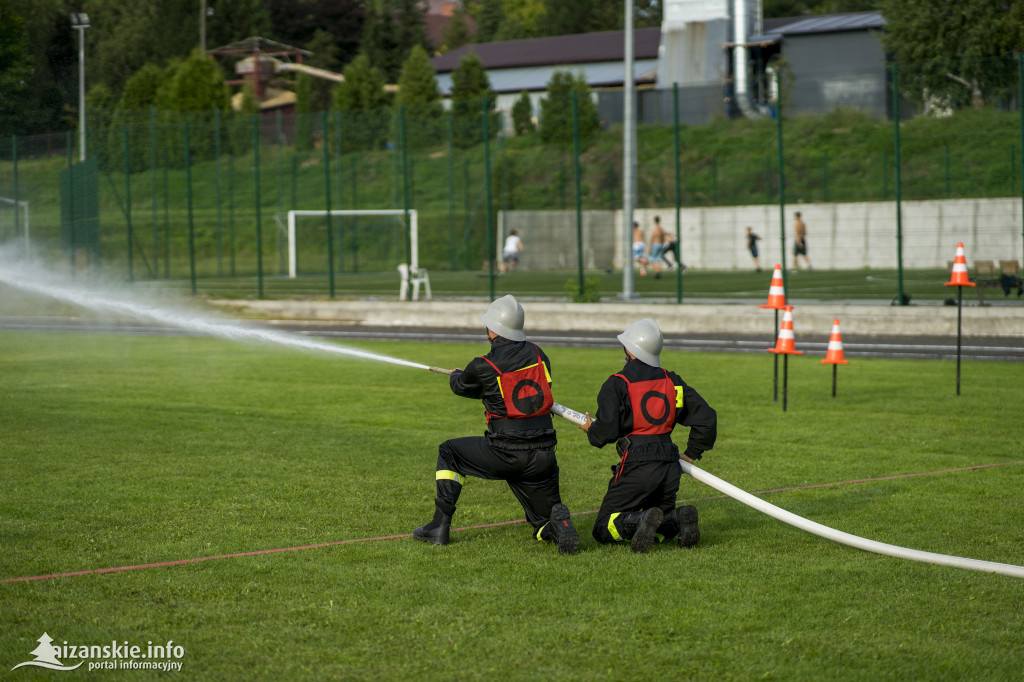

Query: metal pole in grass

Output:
[621, 0, 636, 300]
[253, 116, 264, 299]
[572, 90, 584, 299]
[1018, 53, 1024, 276]
[400, 105, 411, 300]
[673, 82, 683, 304]
[185, 123, 196, 296]
[323, 111, 335, 299]
[123, 128, 134, 282]
[893, 62, 906, 306]
[483, 97, 495, 299]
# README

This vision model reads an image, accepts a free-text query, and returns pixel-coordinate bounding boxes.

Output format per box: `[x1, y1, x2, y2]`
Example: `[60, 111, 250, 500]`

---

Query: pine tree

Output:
[450, 53, 498, 148]
[333, 53, 391, 152]
[512, 91, 535, 136]
[539, 70, 600, 148]
[396, 45, 445, 149]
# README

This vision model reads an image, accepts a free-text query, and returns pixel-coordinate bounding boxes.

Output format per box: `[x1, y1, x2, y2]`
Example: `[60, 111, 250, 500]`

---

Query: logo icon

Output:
[11, 632, 83, 671]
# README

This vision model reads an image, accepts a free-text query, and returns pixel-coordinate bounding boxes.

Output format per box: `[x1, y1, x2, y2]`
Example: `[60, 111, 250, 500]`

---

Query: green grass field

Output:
[2, 326, 1023, 680]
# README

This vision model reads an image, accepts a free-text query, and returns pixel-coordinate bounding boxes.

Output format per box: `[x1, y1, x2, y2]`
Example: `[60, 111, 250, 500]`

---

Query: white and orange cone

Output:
[821, 319, 849, 365]
[945, 242, 976, 288]
[768, 306, 802, 355]
[759, 264, 787, 309]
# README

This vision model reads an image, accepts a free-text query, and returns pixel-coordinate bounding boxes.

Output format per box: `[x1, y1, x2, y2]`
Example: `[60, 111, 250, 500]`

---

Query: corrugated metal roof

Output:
[430, 27, 662, 73]
[764, 10, 885, 36]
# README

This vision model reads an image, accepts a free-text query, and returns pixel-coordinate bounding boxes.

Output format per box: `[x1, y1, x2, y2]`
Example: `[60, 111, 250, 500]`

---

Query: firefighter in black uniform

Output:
[578, 318, 717, 553]
[414, 294, 580, 555]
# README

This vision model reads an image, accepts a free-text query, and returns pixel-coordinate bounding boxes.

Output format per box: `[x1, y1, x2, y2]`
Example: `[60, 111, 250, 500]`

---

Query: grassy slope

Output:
[1, 329, 1022, 679]
[2, 107, 1022, 278]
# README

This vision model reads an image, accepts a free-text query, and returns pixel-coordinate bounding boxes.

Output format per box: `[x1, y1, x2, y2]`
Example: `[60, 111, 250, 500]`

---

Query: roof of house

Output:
[763, 10, 884, 36]
[430, 27, 662, 73]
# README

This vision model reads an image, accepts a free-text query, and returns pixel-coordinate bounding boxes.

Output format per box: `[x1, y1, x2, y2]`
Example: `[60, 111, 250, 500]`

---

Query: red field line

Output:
[2, 461, 1018, 584]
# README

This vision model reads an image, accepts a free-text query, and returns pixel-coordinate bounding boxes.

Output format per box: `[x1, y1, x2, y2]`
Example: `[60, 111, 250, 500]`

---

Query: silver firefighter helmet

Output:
[617, 318, 663, 367]
[481, 294, 526, 341]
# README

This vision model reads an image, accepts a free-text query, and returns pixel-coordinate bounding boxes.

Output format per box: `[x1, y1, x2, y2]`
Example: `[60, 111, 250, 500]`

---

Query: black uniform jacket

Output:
[586, 358, 717, 462]
[449, 337, 557, 449]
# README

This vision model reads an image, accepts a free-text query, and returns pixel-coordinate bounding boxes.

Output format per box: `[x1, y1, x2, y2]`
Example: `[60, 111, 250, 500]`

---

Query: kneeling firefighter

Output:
[578, 318, 717, 553]
[414, 294, 580, 555]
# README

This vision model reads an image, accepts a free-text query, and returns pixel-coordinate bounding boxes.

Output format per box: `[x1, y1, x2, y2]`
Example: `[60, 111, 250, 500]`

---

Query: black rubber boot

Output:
[675, 505, 700, 548]
[616, 508, 664, 554]
[549, 503, 580, 555]
[413, 510, 452, 546]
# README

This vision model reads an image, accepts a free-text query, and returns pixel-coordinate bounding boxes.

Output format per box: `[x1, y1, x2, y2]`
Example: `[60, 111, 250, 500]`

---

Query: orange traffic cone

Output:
[759, 264, 787, 309]
[945, 242, 976, 287]
[821, 319, 849, 365]
[768, 306, 803, 355]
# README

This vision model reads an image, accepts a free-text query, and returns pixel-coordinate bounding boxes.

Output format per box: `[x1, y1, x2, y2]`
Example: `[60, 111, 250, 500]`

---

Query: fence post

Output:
[12, 136, 22, 255]
[447, 112, 455, 271]
[123, 127, 134, 282]
[572, 90, 584, 299]
[483, 97, 494, 300]
[253, 116, 264, 299]
[322, 111, 335, 299]
[150, 107, 158, 274]
[1018, 53, 1024, 273]
[67, 131, 76, 276]
[823, 152, 829, 203]
[673, 82, 683, 304]
[215, 108, 224, 277]
[893, 61, 906, 306]
[400, 104, 411, 299]
[276, 109, 285, 275]
[945, 144, 951, 198]
[162, 152, 169, 278]
[184, 123, 196, 295]
[228, 151, 235, 276]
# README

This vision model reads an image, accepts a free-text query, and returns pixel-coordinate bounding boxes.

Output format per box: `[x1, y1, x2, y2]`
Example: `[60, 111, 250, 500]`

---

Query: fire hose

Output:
[432, 366, 1024, 579]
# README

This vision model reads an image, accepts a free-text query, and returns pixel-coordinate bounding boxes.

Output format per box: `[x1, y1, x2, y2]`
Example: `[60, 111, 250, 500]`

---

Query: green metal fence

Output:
[1, 58, 1023, 305]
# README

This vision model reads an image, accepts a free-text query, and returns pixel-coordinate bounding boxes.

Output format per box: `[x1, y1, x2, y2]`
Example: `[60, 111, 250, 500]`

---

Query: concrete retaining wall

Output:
[502, 198, 1024, 271]
[215, 299, 1024, 338]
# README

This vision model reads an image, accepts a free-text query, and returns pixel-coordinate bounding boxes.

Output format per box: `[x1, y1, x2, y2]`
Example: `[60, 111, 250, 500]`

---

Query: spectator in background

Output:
[746, 227, 762, 272]
[501, 230, 523, 274]
[793, 212, 813, 272]
[633, 221, 647, 277]
[648, 216, 668, 279]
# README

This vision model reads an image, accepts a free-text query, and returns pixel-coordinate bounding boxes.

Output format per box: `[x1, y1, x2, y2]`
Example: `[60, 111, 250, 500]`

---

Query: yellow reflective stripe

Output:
[535, 523, 548, 542]
[543, 361, 552, 385]
[436, 470, 465, 485]
[608, 512, 623, 541]
[675, 385, 683, 408]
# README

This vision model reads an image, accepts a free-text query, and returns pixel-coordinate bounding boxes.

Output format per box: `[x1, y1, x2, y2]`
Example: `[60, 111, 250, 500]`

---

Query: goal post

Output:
[285, 209, 418, 279]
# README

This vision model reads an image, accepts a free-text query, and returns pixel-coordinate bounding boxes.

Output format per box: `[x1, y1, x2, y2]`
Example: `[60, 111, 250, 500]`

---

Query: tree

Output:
[107, 63, 171, 172]
[474, 0, 504, 43]
[294, 72, 315, 151]
[205, 0, 272, 49]
[0, 1, 34, 137]
[511, 91, 534, 135]
[396, 45, 444, 148]
[155, 48, 232, 166]
[539, 70, 599, 148]
[267, 0, 364, 66]
[332, 53, 390, 151]
[440, 3, 472, 52]
[361, 0, 428, 82]
[450, 53, 497, 147]
[878, 0, 1024, 110]
[306, 28, 341, 113]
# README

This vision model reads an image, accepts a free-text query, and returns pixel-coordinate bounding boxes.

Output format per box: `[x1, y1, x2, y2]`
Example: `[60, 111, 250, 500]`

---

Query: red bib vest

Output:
[481, 345, 553, 421]
[613, 370, 677, 435]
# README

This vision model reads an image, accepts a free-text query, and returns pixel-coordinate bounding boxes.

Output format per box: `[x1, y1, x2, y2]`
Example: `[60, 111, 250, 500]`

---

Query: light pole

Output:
[70, 12, 89, 162]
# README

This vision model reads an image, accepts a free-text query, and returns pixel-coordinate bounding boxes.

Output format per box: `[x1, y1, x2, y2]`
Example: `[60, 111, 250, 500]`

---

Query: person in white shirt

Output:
[501, 230, 523, 274]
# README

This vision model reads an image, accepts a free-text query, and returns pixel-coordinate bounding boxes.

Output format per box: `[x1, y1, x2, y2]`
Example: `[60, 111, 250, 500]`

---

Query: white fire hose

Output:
[548, 404, 1024, 579]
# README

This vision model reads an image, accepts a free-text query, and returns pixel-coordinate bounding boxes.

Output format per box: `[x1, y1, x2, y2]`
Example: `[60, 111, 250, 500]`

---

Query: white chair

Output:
[397, 263, 432, 301]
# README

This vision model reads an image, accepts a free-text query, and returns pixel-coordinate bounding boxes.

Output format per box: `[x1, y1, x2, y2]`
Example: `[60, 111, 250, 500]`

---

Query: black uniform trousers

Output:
[592, 460, 680, 544]
[436, 436, 562, 533]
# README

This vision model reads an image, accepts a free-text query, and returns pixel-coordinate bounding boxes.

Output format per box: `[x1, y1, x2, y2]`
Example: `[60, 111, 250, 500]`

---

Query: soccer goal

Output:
[284, 209, 419, 279]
